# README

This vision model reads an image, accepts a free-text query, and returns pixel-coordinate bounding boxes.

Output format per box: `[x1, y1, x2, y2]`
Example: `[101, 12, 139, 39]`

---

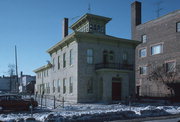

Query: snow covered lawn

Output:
[1, 102, 180, 122]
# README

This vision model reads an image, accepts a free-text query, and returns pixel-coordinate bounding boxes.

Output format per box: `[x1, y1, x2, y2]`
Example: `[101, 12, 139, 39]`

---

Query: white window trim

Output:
[138, 47, 147, 58]
[150, 42, 164, 56]
[139, 65, 148, 76]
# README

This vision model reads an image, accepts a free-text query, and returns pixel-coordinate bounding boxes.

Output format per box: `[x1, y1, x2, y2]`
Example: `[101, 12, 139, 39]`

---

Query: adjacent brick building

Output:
[34, 13, 139, 103]
[131, 1, 180, 97]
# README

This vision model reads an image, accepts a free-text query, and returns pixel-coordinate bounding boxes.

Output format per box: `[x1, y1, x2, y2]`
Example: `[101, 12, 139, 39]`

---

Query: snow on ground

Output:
[1, 102, 180, 122]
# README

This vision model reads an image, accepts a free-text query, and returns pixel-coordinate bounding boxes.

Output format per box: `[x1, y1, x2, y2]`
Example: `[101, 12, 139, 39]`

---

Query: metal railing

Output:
[95, 63, 134, 70]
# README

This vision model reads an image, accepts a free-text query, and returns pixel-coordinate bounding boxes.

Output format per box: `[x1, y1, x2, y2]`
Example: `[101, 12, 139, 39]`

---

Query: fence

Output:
[35, 94, 65, 109]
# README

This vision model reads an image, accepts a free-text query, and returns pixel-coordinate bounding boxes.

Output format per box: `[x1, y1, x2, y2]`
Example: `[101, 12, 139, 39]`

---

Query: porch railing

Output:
[95, 63, 134, 70]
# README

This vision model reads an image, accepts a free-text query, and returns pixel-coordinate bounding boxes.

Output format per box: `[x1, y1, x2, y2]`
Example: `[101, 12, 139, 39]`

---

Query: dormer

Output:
[70, 13, 111, 35]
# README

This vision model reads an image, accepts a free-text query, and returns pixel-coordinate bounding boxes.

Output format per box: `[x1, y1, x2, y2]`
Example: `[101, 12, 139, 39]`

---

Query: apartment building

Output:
[131, 1, 180, 97]
[34, 13, 139, 103]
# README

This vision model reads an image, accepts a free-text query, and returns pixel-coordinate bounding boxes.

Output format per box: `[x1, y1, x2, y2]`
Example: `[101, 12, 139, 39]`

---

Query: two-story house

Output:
[34, 13, 139, 103]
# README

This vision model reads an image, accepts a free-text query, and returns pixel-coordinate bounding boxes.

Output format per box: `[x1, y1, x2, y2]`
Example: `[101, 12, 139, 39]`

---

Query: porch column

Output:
[102, 75, 112, 103]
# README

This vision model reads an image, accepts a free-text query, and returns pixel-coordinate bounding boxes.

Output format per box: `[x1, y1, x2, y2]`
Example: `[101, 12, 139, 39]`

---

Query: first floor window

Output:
[69, 77, 73, 94]
[151, 44, 163, 55]
[87, 49, 93, 64]
[63, 78, 66, 94]
[165, 61, 176, 72]
[140, 66, 147, 75]
[53, 80, 55, 93]
[57, 79, 60, 93]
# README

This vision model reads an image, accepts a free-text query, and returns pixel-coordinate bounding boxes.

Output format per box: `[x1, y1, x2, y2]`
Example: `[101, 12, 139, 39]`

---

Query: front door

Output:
[112, 82, 121, 100]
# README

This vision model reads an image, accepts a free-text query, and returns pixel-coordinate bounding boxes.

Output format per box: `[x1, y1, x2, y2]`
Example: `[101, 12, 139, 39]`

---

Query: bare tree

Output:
[147, 64, 180, 97]
[7, 64, 16, 76]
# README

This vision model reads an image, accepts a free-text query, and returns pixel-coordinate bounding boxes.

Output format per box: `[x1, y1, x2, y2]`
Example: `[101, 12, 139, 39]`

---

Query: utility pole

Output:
[15, 45, 19, 93]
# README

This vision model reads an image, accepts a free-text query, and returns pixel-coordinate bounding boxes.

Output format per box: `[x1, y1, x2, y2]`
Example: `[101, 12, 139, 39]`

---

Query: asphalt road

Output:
[111, 114, 180, 122]
[144, 118, 180, 122]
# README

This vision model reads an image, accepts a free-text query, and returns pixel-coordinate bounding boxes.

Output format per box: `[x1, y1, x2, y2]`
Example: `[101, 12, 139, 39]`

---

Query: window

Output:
[69, 77, 73, 94]
[141, 35, 147, 43]
[97, 25, 100, 32]
[63, 53, 66, 68]
[63, 78, 66, 94]
[89, 24, 93, 31]
[53, 58, 55, 71]
[47, 69, 48, 77]
[53, 80, 55, 93]
[109, 51, 114, 63]
[103, 50, 108, 64]
[57, 79, 60, 93]
[58, 56, 60, 69]
[101, 26, 104, 33]
[70, 49, 73, 66]
[140, 66, 147, 75]
[165, 61, 175, 72]
[123, 52, 128, 64]
[87, 78, 93, 94]
[177, 22, 180, 32]
[47, 83, 50, 94]
[139, 48, 147, 57]
[87, 49, 93, 64]
[93, 24, 97, 31]
[151, 44, 163, 55]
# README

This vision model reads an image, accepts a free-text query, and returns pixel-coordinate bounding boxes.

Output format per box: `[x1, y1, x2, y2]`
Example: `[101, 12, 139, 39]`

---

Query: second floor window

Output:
[53, 58, 55, 71]
[58, 56, 60, 69]
[87, 49, 93, 64]
[63, 53, 66, 68]
[141, 35, 147, 43]
[139, 48, 147, 57]
[70, 49, 73, 66]
[151, 44, 163, 55]
[109, 51, 114, 63]
[140, 66, 147, 75]
[177, 22, 180, 32]
[123, 52, 128, 64]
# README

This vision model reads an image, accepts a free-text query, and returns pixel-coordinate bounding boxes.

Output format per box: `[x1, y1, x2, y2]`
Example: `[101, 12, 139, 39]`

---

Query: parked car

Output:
[0, 94, 38, 111]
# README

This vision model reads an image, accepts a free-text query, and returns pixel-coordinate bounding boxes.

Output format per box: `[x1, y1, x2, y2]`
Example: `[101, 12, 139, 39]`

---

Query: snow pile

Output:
[0, 103, 180, 122]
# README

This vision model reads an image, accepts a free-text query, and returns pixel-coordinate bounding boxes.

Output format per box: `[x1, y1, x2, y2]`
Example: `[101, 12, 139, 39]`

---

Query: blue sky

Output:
[0, 0, 179, 76]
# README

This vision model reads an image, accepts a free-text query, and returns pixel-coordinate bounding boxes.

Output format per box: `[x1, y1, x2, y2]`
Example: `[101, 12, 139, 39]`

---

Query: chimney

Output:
[62, 18, 69, 38]
[131, 1, 141, 39]
[21, 71, 23, 77]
